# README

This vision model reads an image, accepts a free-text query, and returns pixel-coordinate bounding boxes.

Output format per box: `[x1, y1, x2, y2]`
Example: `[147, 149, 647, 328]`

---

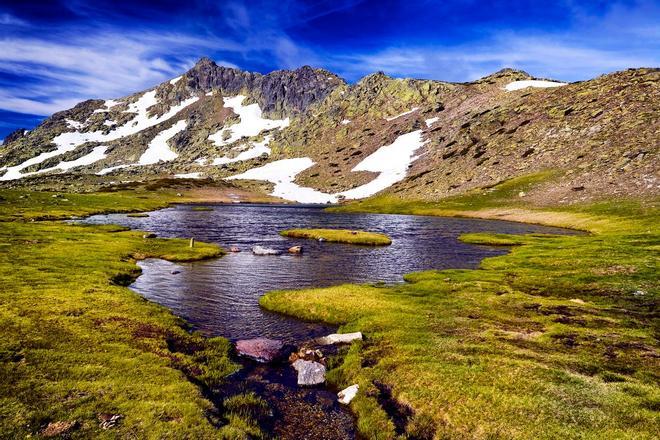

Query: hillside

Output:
[0, 58, 657, 205]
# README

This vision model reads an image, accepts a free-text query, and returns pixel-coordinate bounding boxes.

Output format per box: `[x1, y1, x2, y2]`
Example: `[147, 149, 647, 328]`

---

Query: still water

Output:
[83, 203, 574, 342]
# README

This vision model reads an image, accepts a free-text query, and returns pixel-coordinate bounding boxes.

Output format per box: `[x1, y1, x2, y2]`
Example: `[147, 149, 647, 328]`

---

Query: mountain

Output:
[0, 58, 657, 205]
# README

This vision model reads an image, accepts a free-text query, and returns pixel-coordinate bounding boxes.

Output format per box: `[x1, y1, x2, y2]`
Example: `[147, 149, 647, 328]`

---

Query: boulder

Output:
[292, 359, 326, 386]
[288, 245, 303, 254]
[229, 246, 241, 253]
[142, 233, 157, 239]
[317, 332, 363, 345]
[170, 270, 181, 275]
[337, 384, 359, 405]
[252, 246, 282, 256]
[235, 338, 284, 362]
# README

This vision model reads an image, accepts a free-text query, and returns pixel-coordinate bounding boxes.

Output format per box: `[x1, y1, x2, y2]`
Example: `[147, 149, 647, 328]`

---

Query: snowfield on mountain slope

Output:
[0, 91, 199, 181]
[208, 95, 289, 148]
[213, 135, 273, 165]
[505, 80, 568, 91]
[227, 157, 335, 203]
[226, 130, 427, 203]
[138, 120, 187, 165]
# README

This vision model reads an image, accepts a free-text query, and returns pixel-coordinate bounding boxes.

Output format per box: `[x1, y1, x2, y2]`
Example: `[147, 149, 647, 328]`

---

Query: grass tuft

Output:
[280, 228, 392, 245]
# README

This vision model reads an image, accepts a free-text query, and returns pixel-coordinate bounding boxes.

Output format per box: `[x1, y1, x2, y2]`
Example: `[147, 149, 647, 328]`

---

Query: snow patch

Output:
[174, 172, 202, 179]
[93, 99, 121, 113]
[138, 120, 187, 165]
[226, 130, 428, 203]
[341, 119, 351, 125]
[1, 90, 199, 180]
[208, 95, 289, 147]
[385, 107, 419, 121]
[169, 76, 182, 85]
[339, 130, 427, 199]
[195, 157, 208, 165]
[43, 146, 108, 172]
[425, 117, 439, 127]
[96, 164, 132, 175]
[213, 135, 272, 165]
[227, 158, 335, 204]
[65, 119, 85, 130]
[505, 80, 567, 92]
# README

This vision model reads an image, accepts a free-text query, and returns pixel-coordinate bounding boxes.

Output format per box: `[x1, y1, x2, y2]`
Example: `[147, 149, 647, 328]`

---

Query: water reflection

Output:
[83, 204, 574, 342]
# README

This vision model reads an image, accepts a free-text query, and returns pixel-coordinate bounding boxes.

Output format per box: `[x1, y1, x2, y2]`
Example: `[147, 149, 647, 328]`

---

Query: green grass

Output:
[262, 181, 660, 439]
[127, 212, 150, 218]
[191, 206, 214, 212]
[280, 228, 392, 245]
[0, 190, 263, 439]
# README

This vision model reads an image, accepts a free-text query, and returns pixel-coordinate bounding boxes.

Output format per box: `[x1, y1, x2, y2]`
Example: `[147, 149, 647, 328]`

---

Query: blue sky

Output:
[0, 0, 658, 139]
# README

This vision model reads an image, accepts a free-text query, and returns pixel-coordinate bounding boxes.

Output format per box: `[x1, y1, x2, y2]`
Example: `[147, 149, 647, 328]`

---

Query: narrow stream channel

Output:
[82, 203, 576, 438]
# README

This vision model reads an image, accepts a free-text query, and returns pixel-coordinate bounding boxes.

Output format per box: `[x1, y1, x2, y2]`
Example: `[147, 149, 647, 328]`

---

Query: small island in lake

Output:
[281, 228, 392, 246]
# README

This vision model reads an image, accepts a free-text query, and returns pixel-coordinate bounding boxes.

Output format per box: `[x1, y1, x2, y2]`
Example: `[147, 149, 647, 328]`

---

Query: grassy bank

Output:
[0, 189, 265, 438]
[262, 182, 659, 439]
[281, 228, 392, 246]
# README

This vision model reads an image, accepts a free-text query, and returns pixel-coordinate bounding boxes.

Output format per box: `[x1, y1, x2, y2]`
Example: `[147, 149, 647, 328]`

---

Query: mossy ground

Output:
[0, 189, 265, 439]
[281, 228, 392, 245]
[262, 177, 659, 439]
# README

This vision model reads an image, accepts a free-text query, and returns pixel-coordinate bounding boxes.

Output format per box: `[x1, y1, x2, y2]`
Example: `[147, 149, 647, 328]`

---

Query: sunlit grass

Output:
[281, 228, 392, 245]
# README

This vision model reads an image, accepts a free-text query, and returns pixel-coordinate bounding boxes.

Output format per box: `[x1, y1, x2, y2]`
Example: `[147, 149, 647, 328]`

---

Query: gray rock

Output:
[252, 245, 282, 256]
[235, 338, 284, 363]
[142, 233, 157, 239]
[292, 359, 326, 386]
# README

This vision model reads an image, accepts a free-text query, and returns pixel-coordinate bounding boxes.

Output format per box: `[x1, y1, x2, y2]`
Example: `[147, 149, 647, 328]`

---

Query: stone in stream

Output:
[235, 338, 284, 363]
[252, 245, 282, 256]
[142, 233, 157, 239]
[229, 246, 241, 253]
[337, 384, 359, 405]
[288, 245, 303, 254]
[292, 359, 326, 386]
[316, 332, 363, 345]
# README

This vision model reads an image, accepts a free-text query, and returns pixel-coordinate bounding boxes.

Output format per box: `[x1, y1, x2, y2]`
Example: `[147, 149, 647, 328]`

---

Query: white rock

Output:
[317, 332, 363, 345]
[251, 246, 282, 256]
[292, 360, 326, 386]
[337, 384, 359, 404]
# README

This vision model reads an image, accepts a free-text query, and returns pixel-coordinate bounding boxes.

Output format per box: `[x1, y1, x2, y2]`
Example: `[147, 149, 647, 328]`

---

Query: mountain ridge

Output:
[0, 59, 657, 206]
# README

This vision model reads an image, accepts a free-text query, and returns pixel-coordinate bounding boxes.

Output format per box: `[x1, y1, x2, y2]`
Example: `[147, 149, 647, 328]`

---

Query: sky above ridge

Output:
[0, 0, 659, 138]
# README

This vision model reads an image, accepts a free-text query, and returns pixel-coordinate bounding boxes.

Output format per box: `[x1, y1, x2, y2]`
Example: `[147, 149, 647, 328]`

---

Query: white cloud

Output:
[0, 31, 241, 115]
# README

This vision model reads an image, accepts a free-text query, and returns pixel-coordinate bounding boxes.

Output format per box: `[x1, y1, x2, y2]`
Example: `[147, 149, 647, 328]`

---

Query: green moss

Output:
[0, 189, 262, 439]
[263, 199, 660, 439]
[191, 206, 213, 211]
[280, 228, 392, 246]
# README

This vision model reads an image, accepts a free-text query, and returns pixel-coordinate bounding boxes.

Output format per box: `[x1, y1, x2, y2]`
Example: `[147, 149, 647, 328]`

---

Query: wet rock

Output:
[236, 338, 284, 362]
[317, 332, 363, 345]
[142, 233, 157, 239]
[98, 413, 123, 430]
[292, 359, 326, 386]
[170, 270, 181, 275]
[252, 246, 282, 256]
[229, 246, 241, 253]
[41, 421, 78, 437]
[338, 384, 359, 404]
[289, 347, 325, 364]
[288, 245, 303, 254]
[318, 237, 326, 242]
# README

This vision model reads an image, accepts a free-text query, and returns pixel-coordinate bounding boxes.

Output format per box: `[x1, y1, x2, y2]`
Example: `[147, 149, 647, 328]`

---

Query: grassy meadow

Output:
[0, 189, 267, 439]
[262, 178, 660, 439]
